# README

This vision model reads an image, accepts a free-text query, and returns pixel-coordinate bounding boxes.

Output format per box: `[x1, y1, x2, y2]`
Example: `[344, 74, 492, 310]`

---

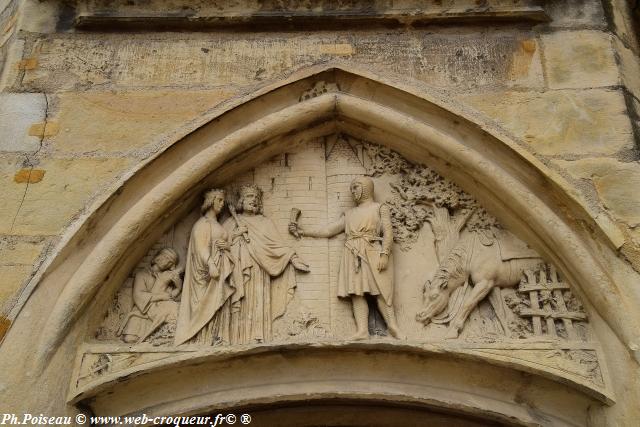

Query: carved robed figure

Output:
[175, 189, 237, 345]
[224, 184, 310, 344]
[119, 248, 183, 344]
[291, 176, 403, 340]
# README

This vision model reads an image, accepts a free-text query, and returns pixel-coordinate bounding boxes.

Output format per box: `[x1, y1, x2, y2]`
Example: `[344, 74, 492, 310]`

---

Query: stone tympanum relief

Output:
[86, 136, 610, 402]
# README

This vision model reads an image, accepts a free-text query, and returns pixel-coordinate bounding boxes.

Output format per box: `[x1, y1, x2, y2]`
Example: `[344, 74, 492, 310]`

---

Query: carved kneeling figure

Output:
[118, 248, 183, 344]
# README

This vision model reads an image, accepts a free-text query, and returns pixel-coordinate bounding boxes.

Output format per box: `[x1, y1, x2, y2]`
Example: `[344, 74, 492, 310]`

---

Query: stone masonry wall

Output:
[0, 0, 638, 342]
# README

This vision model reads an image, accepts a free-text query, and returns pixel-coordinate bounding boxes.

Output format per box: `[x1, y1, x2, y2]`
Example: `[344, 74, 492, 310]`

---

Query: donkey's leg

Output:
[446, 279, 494, 339]
[488, 287, 509, 335]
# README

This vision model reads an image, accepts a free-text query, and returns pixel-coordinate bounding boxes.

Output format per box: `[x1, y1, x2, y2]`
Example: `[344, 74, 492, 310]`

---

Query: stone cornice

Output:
[72, 0, 550, 31]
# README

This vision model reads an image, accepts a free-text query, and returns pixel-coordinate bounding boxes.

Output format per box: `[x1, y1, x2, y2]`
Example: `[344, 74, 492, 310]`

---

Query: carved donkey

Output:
[416, 230, 543, 339]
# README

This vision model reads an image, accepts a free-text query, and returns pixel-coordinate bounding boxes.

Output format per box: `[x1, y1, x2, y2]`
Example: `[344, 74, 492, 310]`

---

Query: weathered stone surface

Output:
[545, 0, 606, 29]
[4, 157, 133, 235]
[0, 93, 46, 152]
[53, 89, 236, 153]
[460, 89, 634, 156]
[0, 155, 28, 234]
[0, 265, 31, 307]
[613, 36, 640, 101]
[14, 0, 58, 34]
[607, 0, 640, 54]
[74, 0, 550, 31]
[21, 32, 543, 92]
[0, 236, 46, 312]
[542, 30, 619, 89]
[0, 237, 46, 265]
[554, 158, 640, 227]
[0, 36, 24, 90]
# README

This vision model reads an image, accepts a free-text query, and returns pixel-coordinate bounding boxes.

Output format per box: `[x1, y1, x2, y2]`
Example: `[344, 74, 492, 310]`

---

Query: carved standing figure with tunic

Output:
[290, 176, 404, 340]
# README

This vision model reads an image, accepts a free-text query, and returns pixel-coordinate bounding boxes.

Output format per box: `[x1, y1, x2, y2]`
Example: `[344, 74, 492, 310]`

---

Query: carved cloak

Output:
[224, 214, 297, 344]
[174, 217, 236, 345]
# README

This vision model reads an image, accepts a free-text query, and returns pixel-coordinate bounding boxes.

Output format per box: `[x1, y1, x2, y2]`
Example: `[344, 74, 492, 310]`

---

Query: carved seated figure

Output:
[118, 248, 183, 344]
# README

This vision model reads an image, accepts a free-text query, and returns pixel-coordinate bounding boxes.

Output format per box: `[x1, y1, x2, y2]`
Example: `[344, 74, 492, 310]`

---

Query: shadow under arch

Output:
[3, 65, 638, 418]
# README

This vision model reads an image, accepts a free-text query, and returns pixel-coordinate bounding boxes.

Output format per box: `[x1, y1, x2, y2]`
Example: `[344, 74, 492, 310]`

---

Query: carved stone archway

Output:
[1, 66, 637, 425]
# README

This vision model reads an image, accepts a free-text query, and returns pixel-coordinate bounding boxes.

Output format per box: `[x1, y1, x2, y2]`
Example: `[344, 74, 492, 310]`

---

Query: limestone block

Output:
[0, 265, 31, 307]
[0, 238, 46, 265]
[21, 32, 543, 92]
[613, 36, 640, 101]
[544, 0, 606, 29]
[14, 0, 59, 34]
[0, 93, 46, 152]
[460, 89, 634, 156]
[542, 31, 619, 90]
[0, 155, 28, 234]
[0, 237, 46, 309]
[53, 89, 235, 153]
[4, 157, 133, 235]
[608, 0, 640, 53]
[553, 158, 640, 227]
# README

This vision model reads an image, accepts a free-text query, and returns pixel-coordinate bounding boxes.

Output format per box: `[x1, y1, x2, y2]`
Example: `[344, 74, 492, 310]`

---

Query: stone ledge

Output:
[70, 339, 614, 408]
[74, 6, 549, 32]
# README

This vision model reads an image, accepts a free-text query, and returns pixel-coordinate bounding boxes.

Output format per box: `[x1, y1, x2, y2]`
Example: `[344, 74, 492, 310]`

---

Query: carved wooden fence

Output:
[518, 265, 586, 340]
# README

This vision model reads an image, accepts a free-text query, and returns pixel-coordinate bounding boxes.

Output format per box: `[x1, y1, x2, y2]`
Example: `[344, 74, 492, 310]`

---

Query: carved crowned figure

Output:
[223, 184, 310, 344]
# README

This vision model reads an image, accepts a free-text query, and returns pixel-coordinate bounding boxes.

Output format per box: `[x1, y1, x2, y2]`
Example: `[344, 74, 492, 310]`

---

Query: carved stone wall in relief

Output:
[92, 135, 606, 397]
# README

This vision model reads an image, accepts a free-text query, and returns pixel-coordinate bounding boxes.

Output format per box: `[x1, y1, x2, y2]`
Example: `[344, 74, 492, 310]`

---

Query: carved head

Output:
[201, 189, 225, 215]
[416, 247, 467, 325]
[416, 276, 451, 325]
[236, 184, 263, 215]
[153, 248, 178, 271]
[350, 176, 374, 204]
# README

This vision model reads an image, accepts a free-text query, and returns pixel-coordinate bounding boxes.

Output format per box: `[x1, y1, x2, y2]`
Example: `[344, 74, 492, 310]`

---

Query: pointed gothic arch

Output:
[2, 65, 638, 424]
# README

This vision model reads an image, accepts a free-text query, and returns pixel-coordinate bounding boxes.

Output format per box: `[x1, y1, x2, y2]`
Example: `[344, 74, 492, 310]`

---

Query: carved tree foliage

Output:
[363, 143, 498, 257]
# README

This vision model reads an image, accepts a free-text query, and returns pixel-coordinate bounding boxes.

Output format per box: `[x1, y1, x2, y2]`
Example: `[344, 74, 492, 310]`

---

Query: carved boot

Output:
[379, 301, 406, 340]
[351, 296, 369, 340]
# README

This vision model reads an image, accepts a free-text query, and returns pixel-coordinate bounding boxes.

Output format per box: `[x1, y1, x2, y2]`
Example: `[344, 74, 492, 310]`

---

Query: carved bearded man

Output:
[291, 176, 403, 340]
[224, 184, 309, 344]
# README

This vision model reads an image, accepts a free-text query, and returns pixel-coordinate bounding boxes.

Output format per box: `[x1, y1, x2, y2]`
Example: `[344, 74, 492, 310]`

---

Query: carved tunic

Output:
[175, 217, 235, 345]
[224, 214, 297, 344]
[338, 202, 394, 305]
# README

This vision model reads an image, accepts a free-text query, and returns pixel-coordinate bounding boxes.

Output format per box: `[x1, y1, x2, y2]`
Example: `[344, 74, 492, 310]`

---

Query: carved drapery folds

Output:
[85, 136, 610, 404]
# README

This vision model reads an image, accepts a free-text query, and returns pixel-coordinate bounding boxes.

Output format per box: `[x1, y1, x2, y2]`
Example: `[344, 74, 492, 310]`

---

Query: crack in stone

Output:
[10, 93, 48, 233]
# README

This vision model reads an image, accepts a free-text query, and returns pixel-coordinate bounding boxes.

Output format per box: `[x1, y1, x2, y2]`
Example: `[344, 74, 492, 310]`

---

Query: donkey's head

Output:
[415, 247, 469, 325]
[415, 273, 452, 325]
